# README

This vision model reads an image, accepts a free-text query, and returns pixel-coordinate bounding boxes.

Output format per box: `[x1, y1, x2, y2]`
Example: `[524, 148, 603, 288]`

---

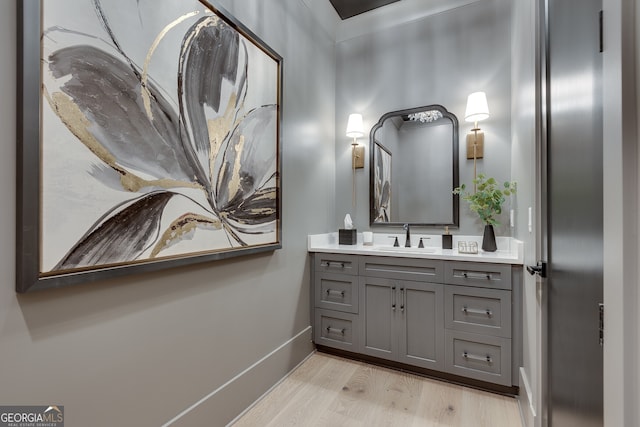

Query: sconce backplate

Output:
[466, 132, 484, 159]
[353, 145, 365, 169]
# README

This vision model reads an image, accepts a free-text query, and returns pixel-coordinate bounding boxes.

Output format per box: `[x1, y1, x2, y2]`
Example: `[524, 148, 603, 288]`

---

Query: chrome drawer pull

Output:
[322, 261, 346, 269]
[462, 272, 493, 280]
[462, 306, 493, 317]
[326, 326, 346, 336]
[463, 351, 492, 364]
[326, 289, 345, 297]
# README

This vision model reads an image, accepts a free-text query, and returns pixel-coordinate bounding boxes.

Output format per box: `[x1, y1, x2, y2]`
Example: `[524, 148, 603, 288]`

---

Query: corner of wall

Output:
[299, 0, 340, 42]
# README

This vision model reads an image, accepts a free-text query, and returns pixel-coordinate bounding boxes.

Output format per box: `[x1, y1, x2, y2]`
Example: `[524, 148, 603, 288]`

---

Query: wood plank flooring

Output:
[231, 352, 523, 427]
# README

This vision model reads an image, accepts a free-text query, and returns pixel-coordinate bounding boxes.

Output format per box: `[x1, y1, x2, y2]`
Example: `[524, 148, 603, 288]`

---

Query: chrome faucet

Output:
[403, 223, 411, 247]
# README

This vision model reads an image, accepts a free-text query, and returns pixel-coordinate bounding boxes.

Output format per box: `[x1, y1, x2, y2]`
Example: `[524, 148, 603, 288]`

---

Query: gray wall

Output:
[335, 0, 513, 235]
[0, 1, 334, 425]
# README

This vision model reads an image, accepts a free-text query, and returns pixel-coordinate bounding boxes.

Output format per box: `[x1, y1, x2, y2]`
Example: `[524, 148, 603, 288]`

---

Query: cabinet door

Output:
[359, 276, 397, 360]
[398, 281, 444, 370]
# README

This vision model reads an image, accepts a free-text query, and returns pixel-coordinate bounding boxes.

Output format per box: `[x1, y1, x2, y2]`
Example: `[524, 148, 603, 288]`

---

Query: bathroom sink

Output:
[373, 246, 437, 254]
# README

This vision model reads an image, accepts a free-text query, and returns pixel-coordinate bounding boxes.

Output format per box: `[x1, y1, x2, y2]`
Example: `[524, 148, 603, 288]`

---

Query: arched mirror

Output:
[370, 104, 459, 227]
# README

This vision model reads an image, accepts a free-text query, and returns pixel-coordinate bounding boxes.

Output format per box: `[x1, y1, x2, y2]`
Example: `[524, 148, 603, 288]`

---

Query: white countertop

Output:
[308, 232, 524, 265]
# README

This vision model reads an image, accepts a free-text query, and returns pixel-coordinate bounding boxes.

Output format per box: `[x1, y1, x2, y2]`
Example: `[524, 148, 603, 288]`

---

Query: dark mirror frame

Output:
[369, 104, 459, 228]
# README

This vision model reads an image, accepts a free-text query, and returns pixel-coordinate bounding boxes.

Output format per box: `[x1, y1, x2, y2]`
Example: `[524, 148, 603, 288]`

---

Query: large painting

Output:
[17, 0, 282, 292]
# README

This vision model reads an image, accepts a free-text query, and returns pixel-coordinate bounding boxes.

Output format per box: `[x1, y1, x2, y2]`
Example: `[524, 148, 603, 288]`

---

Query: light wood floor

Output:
[231, 352, 523, 427]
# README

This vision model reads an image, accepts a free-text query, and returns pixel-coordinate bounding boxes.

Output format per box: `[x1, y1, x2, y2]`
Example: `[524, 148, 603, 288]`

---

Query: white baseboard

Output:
[518, 367, 537, 427]
[162, 326, 314, 427]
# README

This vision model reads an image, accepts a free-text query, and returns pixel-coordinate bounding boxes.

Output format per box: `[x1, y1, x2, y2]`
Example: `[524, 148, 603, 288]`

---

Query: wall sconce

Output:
[346, 113, 365, 169]
[346, 113, 365, 209]
[465, 91, 490, 189]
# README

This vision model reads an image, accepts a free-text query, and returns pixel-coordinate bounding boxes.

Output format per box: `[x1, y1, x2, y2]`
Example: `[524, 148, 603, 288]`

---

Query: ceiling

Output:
[302, 0, 483, 42]
[328, 0, 402, 20]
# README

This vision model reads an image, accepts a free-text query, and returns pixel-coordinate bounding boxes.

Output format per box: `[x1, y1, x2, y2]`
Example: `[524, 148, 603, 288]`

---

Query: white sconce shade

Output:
[465, 92, 490, 123]
[346, 113, 364, 138]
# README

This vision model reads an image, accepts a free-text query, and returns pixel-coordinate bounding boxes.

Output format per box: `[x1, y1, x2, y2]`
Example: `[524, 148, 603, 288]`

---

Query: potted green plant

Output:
[453, 174, 517, 252]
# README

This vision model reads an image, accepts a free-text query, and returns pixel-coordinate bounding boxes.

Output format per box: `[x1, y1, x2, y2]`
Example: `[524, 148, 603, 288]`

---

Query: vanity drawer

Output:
[445, 285, 511, 337]
[360, 256, 444, 283]
[314, 272, 358, 313]
[314, 309, 359, 352]
[444, 262, 511, 290]
[315, 253, 359, 275]
[445, 330, 511, 386]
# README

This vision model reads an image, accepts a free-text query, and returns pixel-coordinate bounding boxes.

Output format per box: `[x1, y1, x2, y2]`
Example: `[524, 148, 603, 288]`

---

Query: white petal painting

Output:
[17, 0, 282, 292]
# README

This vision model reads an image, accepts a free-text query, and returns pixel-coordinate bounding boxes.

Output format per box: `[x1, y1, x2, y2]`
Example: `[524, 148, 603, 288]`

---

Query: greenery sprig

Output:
[453, 174, 517, 226]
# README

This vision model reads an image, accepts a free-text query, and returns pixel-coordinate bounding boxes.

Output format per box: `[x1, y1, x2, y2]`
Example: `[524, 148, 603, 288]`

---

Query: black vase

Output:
[482, 224, 497, 252]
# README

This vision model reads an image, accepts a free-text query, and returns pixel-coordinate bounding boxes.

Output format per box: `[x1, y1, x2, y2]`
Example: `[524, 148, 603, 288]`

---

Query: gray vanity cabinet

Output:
[359, 277, 444, 370]
[358, 256, 444, 369]
[311, 252, 521, 390]
[359, 276, 445, 370]
[358, 256, 444, 370]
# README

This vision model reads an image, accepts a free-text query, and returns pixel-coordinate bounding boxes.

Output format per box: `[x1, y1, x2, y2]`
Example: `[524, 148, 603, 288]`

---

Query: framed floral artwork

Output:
[17, 0, 282, 292]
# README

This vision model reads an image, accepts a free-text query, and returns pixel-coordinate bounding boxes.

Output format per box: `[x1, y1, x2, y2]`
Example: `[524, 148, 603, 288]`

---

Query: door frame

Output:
[535, 0, 549, 425]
